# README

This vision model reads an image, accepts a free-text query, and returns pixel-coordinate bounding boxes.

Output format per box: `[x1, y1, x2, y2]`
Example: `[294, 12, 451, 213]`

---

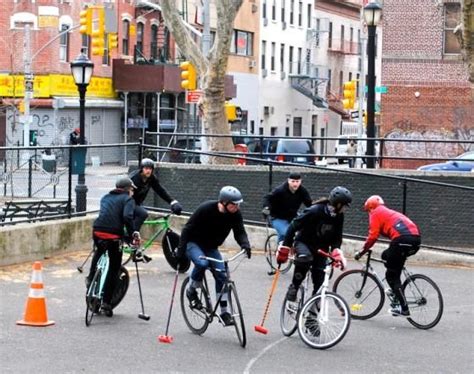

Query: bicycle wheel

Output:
[280, 285, 305, 337]
[297, 292, 351, 350]
[403, 274, 443, 330]
[264, 233, 292, 274]
[110, 266, 130, 309]
[228, 282, 246, 348]
[333, 270, 384, 320]
[162, 229, 190, 273]
[85, 269, 102, 327]
[180, 276, 210, 335]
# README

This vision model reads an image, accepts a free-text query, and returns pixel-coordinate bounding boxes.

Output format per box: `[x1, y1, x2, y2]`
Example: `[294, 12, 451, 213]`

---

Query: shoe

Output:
[390, 305, 410, 317]
[186, 288, 203, 310]
[102, 303, 113, 317]
[220, 312, 235, 326]
[286, 284, 297, 302]
[304, 314, 320, 337]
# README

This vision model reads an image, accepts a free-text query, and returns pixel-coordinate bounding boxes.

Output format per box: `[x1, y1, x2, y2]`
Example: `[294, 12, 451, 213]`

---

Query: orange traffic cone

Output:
[16, 261, 55, 327]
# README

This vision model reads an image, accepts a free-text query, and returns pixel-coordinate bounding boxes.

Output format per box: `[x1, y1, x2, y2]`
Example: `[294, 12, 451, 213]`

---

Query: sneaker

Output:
[286, 284, 298, 302]
[102, 303, 113, 317]
[304, 314, 320, 337]
[220, 312, 235, 326]
[186, 288, 203, 310]
[390, 305, 410, 317]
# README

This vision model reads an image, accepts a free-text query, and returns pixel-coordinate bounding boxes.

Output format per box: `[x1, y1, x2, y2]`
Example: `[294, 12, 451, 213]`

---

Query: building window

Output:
[102, 34, 109, 65]
[122, 19, 130, 55]
[272, 0, 276, 21]
[307, 3, 312, 29]
[281, 0, 286, 23]
[271, 42, 276, 71]
[231, 30, 253, 56]
[290, 0, 294, 24]
[136, 22, 144, 56]
[289, 46, 293, 74]
[81, 34, 91, 58]
[263, 0, 267, 20]
[339, 71, 344, 96]
[316, 18, 320, 47]
[340, 25, 345, 51]
[59, 24, 70, 62]
[327, 68, 332, 94]
[444, 3, 461, 54]
[293, 117, 302, 136]
[150, 24, 158, 60]
[298, 1, 303, 27]
[261, 40, 266, 70]
[280, 43, 285, 72]
[297, 47, 302, 74]
[328, 22, 333, 49]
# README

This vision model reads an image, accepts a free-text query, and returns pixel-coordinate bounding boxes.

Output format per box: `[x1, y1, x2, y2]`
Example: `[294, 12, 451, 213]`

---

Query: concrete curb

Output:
[1, 214, 473, 268]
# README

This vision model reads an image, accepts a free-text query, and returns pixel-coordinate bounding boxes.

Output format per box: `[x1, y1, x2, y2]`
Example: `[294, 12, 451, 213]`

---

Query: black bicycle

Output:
[180, 250, 248, 347]
[333, 250, 443, 330]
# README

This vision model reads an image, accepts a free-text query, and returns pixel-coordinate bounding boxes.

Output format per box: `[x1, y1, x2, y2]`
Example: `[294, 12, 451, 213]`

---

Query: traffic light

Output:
[180, 61, 197, 90]
[79, 8, 92, 35]
[107, 33, 118, 52]
[18, 100, 25, 114]
[225, 102, 237, 122]
[342, 80, 357, 110]
[91, 7, 105, 56]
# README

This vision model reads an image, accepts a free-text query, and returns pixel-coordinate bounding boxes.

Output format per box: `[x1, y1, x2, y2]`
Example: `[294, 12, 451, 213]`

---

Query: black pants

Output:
[134, 205, 149, 232]
[88, 239, 123, 304]
[382, 235, 421, 309]
[291, 241, 327, 295]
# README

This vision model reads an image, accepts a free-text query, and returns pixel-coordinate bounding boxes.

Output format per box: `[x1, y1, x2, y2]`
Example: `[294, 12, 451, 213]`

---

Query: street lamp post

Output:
[70, 52, 94, 212]
[363, 1, 382, 169]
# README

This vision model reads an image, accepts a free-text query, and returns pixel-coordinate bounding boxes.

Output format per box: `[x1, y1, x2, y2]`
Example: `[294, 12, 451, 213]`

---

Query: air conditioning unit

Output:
[248, 59, 256, 68]
[262, 69, 267, 77]
[282, 22, 287, 30]
[251, 4, 258, 13]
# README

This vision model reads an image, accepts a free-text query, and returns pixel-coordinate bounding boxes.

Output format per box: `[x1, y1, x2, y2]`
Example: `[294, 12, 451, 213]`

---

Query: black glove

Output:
[354, 251, 363, 261]
[242, 247, 251, 259]
[170, 201, 182, 215]
[261, 207, 270, 217]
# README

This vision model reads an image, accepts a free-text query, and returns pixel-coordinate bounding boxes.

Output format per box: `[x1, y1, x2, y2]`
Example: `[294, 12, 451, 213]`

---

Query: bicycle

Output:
[280, 249, 351, 349]
[332, 250, 443, 330]
[264, 217, 293, 275]
[180, 250, 248, 348]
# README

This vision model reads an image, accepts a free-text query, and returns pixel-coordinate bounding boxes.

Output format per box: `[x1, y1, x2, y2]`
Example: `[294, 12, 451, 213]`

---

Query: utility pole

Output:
[356, 10, 367, 169]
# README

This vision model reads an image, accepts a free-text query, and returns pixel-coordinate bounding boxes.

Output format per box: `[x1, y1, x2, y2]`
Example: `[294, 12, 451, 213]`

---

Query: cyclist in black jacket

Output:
[178, 186, 251, 326]
[86, 177, 138, 317]
[280, 186, 351, 301]
[262, 172, 312, 242]
[129, 158, 182, 231]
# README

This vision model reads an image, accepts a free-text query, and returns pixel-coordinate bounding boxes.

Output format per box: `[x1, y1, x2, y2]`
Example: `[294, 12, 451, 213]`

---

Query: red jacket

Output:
[363, 206, 420, 251]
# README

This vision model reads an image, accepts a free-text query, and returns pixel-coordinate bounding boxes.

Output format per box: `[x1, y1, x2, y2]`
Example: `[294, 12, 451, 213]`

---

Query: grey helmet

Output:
[115, 176, 136, 191]
[329, 186, 352, 206]
[140, 158, 155, 170]
[218, 186, 243, 204]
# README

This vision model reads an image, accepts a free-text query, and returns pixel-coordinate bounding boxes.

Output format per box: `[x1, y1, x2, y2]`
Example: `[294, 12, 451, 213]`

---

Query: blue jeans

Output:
[186, 242, 226, 294]
[271, 218, 290, 243]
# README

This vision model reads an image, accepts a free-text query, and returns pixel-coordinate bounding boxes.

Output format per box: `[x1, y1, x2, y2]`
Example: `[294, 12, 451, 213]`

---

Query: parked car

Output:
[334, 134, 380, 165]
[417, 151, 474, 172]
[246, 138, 317, 165]
[168, 138, 202, 163]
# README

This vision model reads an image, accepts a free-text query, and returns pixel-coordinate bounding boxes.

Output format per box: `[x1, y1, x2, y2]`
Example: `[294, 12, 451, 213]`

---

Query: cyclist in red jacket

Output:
[355, 195, 421, 317]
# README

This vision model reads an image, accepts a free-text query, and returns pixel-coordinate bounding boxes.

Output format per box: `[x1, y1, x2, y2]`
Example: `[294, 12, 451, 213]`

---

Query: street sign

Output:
[350, 110, 359, 119]
[364, 86, 388, 94]
[186, 90, 203, 104]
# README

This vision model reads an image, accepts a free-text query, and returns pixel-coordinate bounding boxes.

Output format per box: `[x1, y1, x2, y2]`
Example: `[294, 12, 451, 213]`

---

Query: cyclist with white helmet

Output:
[177, 186, 251, 326]
[355, 195, 421, 317]
[129, 158, 182, 231]
[279, 186, 352, 302]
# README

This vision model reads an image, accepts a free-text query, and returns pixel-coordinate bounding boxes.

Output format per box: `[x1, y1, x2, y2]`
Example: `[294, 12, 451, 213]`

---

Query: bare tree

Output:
[160, 0, 243, 164]
[454, 0, 474, 82]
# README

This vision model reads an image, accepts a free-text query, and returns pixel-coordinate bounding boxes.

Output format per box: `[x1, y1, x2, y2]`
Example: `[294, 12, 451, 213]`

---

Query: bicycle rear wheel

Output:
[403, 274, 443, 330]
[110, 266, 130, 309]
[180, 277, 210, 335]
[264, 233, 292, 274]
[333, 270, 384, 320]
[85, 269, 102, 327]
[163, 229, 190, 273]
[228, 282, 246, 348]
[280, 285, 305, 337]
[297, 292, 351, 350]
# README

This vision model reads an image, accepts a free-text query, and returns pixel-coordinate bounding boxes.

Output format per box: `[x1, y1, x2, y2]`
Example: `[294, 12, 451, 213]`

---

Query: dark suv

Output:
[246, 138, 316, 165]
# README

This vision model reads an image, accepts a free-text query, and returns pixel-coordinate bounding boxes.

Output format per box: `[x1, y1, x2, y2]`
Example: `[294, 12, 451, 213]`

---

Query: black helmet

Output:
[218, 186, 243, 204]
[329, 186, 352, 206]
[140, 158, 155, 170]
[116, 176, 136, 190]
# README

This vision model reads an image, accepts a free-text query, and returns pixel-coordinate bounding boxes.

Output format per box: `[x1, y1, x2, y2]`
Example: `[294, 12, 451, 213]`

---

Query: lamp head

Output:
[363, 1, 383, 26]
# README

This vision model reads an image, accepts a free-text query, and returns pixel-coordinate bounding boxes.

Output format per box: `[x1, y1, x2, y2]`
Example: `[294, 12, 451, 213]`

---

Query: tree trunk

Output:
[456, 0, 474, 82]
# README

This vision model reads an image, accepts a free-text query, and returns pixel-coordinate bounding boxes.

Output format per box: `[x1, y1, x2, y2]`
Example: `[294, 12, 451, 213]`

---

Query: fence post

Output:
[67, 147, 72, 217]
[402, 180, 407, 214]
[28, 156, 33, 197]
[138, 137, 143, 163]
[268, 163, 273, 192]
[379, 138, 385, 168]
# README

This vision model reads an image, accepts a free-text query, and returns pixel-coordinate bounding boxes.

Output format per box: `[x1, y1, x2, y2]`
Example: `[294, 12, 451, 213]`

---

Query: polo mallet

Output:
[77, 246, 95, 273]
[254, 265, 281, 334]
[158, 264, 180, 344]
[134, 253, 150, 321]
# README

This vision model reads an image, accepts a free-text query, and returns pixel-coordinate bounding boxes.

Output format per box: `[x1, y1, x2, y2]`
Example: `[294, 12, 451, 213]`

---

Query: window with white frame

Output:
[136, 22, 144, 56]
[289, 46, 294, 74]
[59, 24, 70, 62]
[231, 30, 253, 56]
[290, 0, 294, 24]
[150, 24, 158, 60]
[272, 0, 276, 21]
[271, 42, 276, 71]
[443, 3, 461, 54]
[261, 40, 267, 70]
[280, 43, 285, 72]
[122, 19, 130, 55]
[263, 0, 267, 20]
[281, 0, 286, 22]
[307, 3, 311, 28]
[298, 1, 303, 27]
[81, 34, 91, 59]
[102, 34, 110, 65]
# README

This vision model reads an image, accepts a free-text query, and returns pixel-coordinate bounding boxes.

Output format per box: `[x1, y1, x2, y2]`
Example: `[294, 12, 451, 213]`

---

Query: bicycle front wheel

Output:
[403, 274, 443, 330]
[180, 277, 210, 335]
[280, 285, 305, 337]
[85, 269, 102, 327]
[163, 229, 190, 273]
[264, 233, 292, 274]
[297, 292, 351, 350]
[110, 266, 130, 309]
[228, 282, 246, 348]
[333, 270, 384, 320]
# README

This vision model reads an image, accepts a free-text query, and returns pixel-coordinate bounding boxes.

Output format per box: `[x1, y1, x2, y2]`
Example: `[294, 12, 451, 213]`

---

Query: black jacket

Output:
[179, 200, 250, 253]
[129, 169, 173, 206]
[283, 202, 344, 251]
[263, 182, 312, 221]
[93, 189, 136, 238]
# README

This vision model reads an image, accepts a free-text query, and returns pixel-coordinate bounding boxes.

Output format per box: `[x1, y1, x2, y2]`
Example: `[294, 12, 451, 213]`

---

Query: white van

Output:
[334, 135, 379, 166]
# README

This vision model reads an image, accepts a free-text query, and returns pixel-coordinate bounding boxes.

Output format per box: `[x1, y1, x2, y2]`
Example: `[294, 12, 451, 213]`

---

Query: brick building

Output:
[380, 0, 473, 169]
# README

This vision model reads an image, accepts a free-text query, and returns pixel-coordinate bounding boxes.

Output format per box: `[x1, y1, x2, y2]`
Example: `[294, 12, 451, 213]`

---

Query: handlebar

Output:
[198, 249, 247, 263]
[317, 249, 342, 267]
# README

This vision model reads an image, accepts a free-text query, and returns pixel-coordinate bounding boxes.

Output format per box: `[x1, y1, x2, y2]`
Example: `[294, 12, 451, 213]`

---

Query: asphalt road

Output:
[1, 248, 473, 373]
